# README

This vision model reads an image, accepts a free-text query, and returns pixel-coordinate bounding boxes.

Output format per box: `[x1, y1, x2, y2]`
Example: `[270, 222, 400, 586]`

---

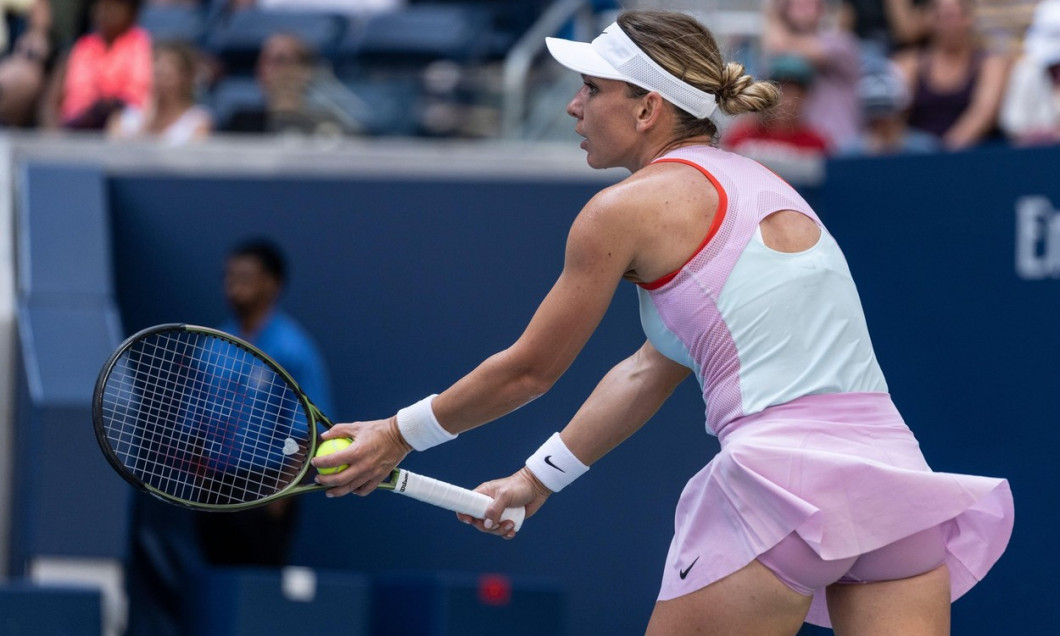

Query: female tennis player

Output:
[314, 10, 1013, 634]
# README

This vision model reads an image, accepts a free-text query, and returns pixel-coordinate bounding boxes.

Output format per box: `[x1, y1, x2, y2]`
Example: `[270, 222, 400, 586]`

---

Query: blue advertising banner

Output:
[12, 142, 1057, 635]
[819, 145, 1059, 634]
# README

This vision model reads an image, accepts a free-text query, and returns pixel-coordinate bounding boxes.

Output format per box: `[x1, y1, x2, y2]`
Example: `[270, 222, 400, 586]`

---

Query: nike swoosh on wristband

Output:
[543, 455, 566, 472]
[679, 556, 700, 580]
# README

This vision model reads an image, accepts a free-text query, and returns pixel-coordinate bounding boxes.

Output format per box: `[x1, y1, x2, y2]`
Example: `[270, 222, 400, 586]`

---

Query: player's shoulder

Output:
[586, 160, 700, 215]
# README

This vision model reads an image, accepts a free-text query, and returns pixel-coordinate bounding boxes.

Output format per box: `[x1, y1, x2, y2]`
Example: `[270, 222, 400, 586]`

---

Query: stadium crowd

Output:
[0, 0, 1055, 156]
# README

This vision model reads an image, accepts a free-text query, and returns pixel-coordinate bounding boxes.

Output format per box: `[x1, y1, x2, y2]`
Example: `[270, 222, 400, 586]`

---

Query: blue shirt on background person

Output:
[219, 310, 335, 418]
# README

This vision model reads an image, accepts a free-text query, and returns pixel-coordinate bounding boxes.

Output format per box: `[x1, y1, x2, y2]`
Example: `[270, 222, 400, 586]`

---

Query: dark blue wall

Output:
[14, 144, 1055, 635]
[816, 147, 1058, 633]
[106, 172, 717, 636]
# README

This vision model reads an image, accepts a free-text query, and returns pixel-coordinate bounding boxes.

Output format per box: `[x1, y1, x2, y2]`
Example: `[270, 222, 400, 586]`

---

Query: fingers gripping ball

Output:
[315, 437, 353, 475]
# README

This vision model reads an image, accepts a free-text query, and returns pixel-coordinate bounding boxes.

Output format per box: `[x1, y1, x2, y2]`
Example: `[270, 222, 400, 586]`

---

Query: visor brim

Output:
[545, 36, 626, 81]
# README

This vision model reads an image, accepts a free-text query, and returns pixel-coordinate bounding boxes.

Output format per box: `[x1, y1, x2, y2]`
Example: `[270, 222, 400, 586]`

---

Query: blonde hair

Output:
[618, 11, 780, 140]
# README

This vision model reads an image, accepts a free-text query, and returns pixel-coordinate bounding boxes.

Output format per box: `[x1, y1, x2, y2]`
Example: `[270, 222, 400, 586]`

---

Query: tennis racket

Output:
[92, 323, 524, 530]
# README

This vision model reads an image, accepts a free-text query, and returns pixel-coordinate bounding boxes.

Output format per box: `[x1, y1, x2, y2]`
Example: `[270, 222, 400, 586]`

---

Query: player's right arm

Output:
[316, 180, 649, 496]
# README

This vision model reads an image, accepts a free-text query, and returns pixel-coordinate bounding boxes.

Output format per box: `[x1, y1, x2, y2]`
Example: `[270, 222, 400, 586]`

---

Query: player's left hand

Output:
[313, 416, 411, 497]
[458, 467, 551, 539]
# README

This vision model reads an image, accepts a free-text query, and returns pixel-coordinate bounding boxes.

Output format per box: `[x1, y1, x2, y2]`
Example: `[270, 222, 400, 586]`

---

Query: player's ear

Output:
[635, 92, 665, 132]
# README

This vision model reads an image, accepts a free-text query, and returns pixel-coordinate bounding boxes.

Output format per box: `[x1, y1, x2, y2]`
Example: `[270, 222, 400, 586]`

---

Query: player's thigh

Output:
[825, 563, 951, 636]
[645, 560, 812, 636]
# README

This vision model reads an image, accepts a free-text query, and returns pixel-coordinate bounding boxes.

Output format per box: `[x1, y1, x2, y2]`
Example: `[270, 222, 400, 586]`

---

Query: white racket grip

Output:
[392, 469, 525, 532]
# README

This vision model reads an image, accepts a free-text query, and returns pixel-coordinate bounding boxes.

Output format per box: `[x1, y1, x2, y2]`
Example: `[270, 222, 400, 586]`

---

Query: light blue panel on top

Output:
[16, 296, 122, 405]
[17, 162, 113, 298]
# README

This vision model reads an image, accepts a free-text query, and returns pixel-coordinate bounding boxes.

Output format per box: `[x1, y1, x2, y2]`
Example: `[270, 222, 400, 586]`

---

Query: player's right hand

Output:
[314, 416, 411, 497]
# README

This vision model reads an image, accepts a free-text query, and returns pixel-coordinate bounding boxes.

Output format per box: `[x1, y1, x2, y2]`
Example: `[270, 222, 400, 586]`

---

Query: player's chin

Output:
[583, 150, 610, 170]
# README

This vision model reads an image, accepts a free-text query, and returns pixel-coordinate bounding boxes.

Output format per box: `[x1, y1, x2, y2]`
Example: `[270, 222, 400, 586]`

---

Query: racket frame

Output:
[93, 323, 525, 530]
[93, 323, 330, 511]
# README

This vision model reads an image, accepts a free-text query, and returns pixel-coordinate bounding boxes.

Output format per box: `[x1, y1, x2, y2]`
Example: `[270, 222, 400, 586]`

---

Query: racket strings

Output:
[99, 330, 311, 505]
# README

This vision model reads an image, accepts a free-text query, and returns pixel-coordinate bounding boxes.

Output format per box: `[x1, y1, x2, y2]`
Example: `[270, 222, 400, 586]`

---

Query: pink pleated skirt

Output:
[657, 392, 1013, 628]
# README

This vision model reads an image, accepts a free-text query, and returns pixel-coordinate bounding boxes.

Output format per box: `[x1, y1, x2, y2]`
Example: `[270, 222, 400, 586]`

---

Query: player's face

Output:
[224, 256, 279, 317]
[566, 75, 642, 170]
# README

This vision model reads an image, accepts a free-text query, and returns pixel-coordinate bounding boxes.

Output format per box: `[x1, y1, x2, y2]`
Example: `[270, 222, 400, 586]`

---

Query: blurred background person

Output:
[840, 0, 930, 54]
[999, 0, 1060, 146]
[722, 54, 831, 179]
[762, 0, 863, 149]
[0, 0, 36, 52]
[195, 238, 334, 568]
[224, 31, 362, 136]
[39, 0, 151, 130]
[893, 0, 1009, 150]
[108, 39, 212, 143]
[840, 57, 940, 155]
[0, 0, 52, 127]
[126, 238, 334, 636]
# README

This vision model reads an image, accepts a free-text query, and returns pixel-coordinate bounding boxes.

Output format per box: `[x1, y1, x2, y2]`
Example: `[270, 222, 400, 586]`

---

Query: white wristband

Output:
[525, 432, 589, 493]
[396, 395, 457, 451]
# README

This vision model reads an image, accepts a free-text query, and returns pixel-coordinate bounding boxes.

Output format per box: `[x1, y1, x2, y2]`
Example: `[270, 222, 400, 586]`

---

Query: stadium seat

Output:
[339, 75, 422, 136]
[207, 76, 265, 131]
[0, 582, 103, 636]
[335, 4, 492, 70]
[372, 572, 566, 636]
[185, 567, 372, 636]
[406, 0, 553, 58]
[137, 4, 208, 44]
[204, 9, 346, 75]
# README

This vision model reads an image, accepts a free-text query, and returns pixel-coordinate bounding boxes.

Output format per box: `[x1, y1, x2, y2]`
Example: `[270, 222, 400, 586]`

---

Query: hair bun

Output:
[714, 61, 780, 115]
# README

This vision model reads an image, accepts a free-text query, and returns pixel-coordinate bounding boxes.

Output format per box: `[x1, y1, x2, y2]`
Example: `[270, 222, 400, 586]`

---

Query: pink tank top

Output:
[636, 146, 887, 436]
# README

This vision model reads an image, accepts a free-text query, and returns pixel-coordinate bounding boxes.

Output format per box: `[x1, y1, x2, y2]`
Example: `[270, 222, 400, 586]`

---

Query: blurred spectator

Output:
[0, 0, 36, 51]
[0, 0, 52, 126]
[839, 58, 940, 155]
[893, 0, 1010, 150]
[840, 0, 930, 52]
[224, 31, 361, 136]
[126, 238, 334, 636]
[40, 0, 152, 130]
[107, 39, 212, 143]
[763, 0, 863, 149]
[722, 54, 831, 169]
[195, 238, 334, 568]
[999, 0, 1060, 145]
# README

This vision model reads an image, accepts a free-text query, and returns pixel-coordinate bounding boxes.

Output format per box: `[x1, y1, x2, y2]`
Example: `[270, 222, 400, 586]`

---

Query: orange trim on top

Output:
[637, 157, 728, 290]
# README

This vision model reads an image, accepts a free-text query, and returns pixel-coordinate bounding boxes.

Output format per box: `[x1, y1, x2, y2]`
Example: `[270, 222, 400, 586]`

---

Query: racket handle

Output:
[391, 469, 525, 532]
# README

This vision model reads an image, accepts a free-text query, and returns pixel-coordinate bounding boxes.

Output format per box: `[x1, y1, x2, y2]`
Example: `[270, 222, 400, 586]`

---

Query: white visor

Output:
[545, 22, 718, 119]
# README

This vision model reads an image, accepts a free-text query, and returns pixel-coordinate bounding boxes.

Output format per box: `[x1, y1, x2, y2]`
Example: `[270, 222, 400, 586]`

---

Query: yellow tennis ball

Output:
[315, 437, 353, 475]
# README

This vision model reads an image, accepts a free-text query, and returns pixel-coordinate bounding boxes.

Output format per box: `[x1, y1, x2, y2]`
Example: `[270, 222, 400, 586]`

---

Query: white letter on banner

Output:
[1015, 196, 1060, 280]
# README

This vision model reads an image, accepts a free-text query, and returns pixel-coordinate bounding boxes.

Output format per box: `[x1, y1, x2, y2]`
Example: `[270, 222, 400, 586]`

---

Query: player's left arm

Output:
[470, 339, 691, 538]
[560, 339, 692, 466]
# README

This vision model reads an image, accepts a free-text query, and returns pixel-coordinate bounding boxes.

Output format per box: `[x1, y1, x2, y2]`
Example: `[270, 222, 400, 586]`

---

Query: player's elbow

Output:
[518, 369, 558, 401]
[495, 348, 562, 401]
